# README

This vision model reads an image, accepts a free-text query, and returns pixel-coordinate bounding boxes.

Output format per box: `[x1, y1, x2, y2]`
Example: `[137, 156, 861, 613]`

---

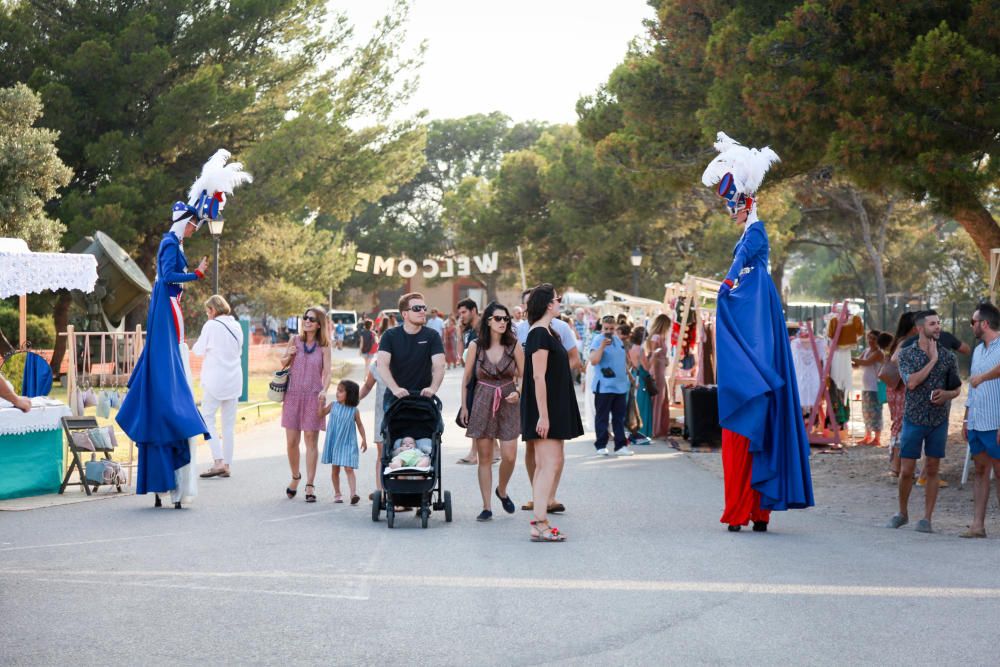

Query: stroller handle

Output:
[401, 390, 443, 410]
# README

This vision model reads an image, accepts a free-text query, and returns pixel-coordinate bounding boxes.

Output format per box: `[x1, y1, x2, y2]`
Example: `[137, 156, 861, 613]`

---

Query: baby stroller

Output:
[372, 393, 452, 529]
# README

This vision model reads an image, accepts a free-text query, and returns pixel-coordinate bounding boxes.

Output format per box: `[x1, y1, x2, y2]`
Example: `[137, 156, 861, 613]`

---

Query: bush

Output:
[0, 305, 56, 348]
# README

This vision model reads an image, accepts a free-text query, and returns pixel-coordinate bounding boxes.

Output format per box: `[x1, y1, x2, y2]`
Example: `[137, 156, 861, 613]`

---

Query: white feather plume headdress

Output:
[187, 149, 254, 207]
[171, 149, 253, 229]
[701, 132, 780, 197]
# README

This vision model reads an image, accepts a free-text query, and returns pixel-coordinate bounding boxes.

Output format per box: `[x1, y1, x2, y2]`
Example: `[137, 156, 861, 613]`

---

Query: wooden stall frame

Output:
[662, 275, 721, 402]
[60, 325, 144, 488]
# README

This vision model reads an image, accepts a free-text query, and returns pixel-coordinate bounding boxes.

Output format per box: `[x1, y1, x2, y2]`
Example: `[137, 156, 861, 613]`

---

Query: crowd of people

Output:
[6, 143, 991, 542]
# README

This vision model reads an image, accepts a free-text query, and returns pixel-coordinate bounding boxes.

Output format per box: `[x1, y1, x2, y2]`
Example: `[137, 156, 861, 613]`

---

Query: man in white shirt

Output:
[192, 295, 244, 478]
[960, 302, 1000, 538]
[515, 288, 581, 513]
[426, 309, 445, 338]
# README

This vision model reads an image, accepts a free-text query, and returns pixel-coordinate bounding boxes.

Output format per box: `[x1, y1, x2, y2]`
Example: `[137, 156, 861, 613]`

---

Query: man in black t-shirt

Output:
[376, 293, 445, 412]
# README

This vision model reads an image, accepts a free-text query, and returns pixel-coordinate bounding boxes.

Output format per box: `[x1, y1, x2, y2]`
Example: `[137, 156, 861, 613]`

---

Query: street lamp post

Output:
[207, 218, 225, 295]
[630, 246, 643, 297]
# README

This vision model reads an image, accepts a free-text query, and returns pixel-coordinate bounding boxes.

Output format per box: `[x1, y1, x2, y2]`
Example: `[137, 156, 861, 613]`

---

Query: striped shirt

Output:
[966, 336, 1000, 431]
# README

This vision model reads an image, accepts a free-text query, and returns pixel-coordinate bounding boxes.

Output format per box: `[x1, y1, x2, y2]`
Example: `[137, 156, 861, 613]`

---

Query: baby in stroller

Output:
[388, 436, 432, 470]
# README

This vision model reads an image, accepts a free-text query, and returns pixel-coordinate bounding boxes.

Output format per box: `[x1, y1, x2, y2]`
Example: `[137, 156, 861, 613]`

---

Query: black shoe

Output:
[305, 484, 317, 503]
[727, 525, 741, 532]
[286, 473, 302, 499]
[174, 502, 182, 509]
[752, 521, 768, 532]
[495, 488, 516, 514]
[154, 494, 162, 508]
[477, 510, 493, 522]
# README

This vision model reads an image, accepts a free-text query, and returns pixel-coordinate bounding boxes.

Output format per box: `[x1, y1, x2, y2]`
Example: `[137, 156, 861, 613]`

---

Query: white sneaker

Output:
[616, 447, 635, 456]
[595, 448, 610, 456]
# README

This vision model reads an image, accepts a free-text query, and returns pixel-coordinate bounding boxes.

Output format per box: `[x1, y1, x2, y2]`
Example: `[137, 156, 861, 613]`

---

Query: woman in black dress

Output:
[521, 284, 583, 542]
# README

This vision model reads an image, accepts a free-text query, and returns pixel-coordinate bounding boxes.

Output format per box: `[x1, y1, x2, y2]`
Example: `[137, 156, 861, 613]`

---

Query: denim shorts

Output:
[968, 429, 1000, 460]
[899, 420, 948, 459]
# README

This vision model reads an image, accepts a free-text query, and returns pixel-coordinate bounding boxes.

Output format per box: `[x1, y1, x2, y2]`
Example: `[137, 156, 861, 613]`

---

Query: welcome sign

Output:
[354, 252, 499, 278]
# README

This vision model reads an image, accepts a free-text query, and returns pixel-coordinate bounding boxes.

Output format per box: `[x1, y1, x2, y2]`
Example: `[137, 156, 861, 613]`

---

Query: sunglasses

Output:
[552, 296, 562, 304]
[302, 315, 318, 323]
[406, 305, 428, 312]
[491, 315, 511, 323]
[970, 319, 980, 326]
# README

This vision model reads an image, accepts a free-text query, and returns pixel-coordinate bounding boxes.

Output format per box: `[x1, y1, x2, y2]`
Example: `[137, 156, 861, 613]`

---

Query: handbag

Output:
[96, 391, 111, 419]
[267, 368, 290, 403]
[70, 431, 96, 452]
[85, 459, 126, 486]
[877, 359, 902, 390]
[87, 426, 118, 451]
[455, 348, 481, 427]
[643, 373, 658, 396]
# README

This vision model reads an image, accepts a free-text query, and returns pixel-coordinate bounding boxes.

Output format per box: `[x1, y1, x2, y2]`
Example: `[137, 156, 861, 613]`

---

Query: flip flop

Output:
[200, 469, 223, 478]
[456, 457, 476, 465]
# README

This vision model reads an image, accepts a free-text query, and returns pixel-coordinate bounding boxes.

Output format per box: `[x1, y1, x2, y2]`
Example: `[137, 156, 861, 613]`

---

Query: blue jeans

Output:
[594, 392, 627, 451]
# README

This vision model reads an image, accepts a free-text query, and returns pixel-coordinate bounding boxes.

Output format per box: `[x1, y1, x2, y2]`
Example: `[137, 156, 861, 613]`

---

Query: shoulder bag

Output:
[877, 358, 902, 390]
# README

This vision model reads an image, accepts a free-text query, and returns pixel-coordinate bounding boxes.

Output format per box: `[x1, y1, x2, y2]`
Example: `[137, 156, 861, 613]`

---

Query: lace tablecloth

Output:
[0, 244, 98, 299]
[0, 399, 72, 436]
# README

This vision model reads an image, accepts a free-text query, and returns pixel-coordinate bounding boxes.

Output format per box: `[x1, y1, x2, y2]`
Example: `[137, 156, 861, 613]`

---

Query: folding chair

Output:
[59, 416, 123, 495]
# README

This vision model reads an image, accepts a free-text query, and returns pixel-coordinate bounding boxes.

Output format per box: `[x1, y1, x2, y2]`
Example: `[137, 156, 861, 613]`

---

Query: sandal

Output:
[350, 494, 360, 505]
[305, 484, 317, 503]
[530, 519, 565, 542]
[456, 457, 476, 465]
[334, 493, 343, 503]
[286, 473, 302, 499]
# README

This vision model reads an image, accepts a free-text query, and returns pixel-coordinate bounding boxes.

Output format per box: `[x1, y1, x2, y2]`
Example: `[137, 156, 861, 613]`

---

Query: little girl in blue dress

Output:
[319, 380, 367, 504]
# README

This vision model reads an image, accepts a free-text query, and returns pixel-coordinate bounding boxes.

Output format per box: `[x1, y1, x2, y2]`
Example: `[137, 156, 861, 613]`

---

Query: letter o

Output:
[398, 259, 418, 278]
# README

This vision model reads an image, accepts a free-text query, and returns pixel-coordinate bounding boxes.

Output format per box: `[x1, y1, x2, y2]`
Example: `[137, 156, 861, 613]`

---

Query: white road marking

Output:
[2, 568, 998, 599]
[27, 577, 368, 601]
[0, 532, 187, 553]
[261, 509, 339, 523]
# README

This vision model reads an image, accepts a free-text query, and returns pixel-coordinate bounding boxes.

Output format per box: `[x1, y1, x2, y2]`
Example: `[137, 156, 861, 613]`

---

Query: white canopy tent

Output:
[0, 238, 98, 349]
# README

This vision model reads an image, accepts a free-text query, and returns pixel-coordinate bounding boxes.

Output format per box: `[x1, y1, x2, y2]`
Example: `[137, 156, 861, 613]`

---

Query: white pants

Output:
[201, 393, 238, 464]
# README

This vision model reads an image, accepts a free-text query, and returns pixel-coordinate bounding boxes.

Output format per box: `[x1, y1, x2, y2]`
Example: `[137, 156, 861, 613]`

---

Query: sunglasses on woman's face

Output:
[302, 315, 318, 323]
[491, 315, 511, 323]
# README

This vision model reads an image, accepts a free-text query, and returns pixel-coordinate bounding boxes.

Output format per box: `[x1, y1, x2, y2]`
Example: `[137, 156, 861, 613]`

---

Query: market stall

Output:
[0, 237, 98, 499]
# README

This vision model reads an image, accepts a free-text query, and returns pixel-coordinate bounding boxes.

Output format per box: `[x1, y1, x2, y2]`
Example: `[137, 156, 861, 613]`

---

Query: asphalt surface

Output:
[1, 348, 997, 666]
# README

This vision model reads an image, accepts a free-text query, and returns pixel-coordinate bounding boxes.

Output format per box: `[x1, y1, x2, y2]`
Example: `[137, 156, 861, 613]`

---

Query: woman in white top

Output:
[852, 329, 884, 446]
[191, 295, 244, 478]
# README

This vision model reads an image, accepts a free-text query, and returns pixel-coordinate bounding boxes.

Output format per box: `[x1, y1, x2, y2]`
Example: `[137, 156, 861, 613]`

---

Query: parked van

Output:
[328, 310, 359, 347]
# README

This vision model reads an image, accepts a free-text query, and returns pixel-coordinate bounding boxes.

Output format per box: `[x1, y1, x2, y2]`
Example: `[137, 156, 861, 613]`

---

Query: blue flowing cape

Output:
[116, 234, 208, 493]
[716, 221, 814, 511]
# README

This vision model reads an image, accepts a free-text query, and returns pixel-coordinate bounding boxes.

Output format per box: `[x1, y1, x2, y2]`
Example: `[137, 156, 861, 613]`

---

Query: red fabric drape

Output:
[720, 428, 771, 526]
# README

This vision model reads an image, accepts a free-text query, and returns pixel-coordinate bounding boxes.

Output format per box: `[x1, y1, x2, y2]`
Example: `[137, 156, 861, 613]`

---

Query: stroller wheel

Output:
[371, 490, 382, 522]
[387, 503, 395, 529]
[420, 505, 429, 529]
[444, 490, 453, 523]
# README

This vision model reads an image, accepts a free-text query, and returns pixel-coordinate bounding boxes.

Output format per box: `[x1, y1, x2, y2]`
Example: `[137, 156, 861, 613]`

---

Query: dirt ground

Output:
[683, 380, 1000, 539]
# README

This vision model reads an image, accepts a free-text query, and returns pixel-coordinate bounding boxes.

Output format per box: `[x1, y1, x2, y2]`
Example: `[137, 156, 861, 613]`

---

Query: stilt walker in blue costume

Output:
[701, 133, 813, 532]
[117, 150, 252, 509]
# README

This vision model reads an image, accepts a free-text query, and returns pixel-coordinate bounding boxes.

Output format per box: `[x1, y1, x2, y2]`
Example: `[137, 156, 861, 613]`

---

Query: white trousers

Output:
[201, 393, 238, 464]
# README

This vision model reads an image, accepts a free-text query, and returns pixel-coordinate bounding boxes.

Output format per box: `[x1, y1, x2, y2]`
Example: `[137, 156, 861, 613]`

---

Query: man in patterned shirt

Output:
[888, 310, 961, 534]
[960, 303, 1000, 538]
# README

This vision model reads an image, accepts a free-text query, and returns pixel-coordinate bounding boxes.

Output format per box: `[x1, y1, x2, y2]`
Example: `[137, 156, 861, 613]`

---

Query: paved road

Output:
[1, 348, 996, 665]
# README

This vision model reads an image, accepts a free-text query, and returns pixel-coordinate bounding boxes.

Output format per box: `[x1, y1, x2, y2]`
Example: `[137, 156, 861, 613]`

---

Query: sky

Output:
[335, 0, 654, 124]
